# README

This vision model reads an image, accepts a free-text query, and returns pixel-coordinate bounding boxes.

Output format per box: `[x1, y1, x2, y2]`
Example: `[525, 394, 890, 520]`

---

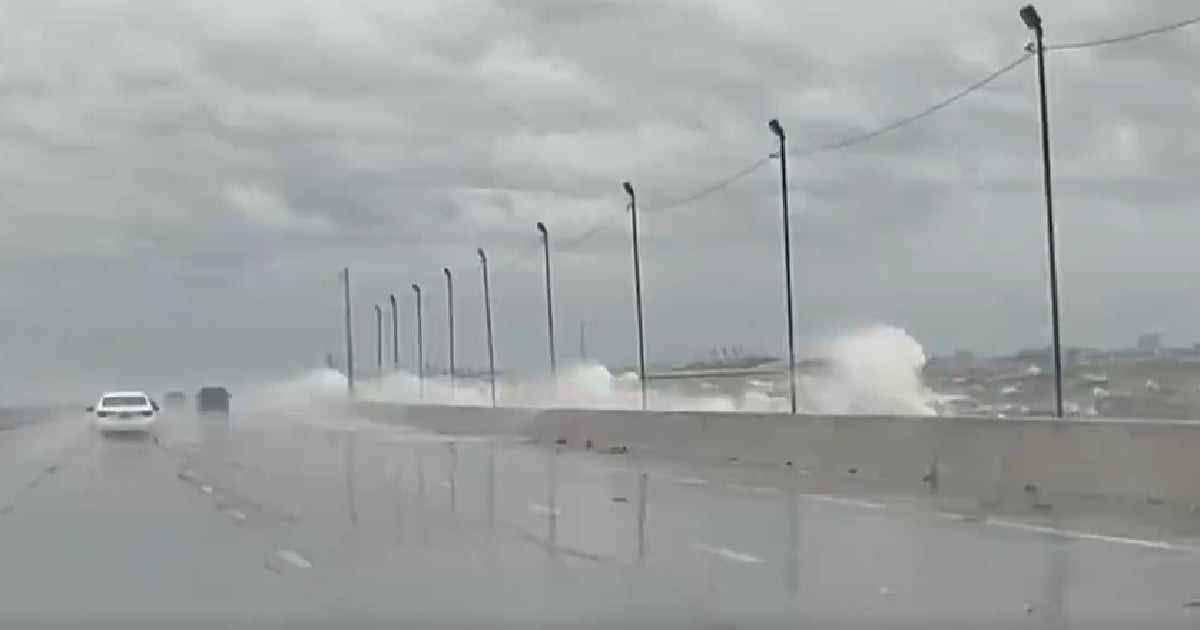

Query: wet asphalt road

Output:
[3, 407, 1200, 628]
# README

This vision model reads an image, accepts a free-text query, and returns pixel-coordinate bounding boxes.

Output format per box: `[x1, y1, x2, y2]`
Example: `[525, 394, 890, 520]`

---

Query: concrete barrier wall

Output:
[352, 402, 1200, 512]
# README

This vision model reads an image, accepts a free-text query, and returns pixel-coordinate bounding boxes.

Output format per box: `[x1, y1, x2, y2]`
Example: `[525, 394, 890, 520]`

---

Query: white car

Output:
[87, 391, 160, 436]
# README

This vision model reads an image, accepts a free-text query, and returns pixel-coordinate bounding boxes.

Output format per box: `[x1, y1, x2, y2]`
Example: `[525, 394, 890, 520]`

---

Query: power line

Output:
[499, 156, 769, 268]
[552, 211, 625, 254]
[496, 54, 1034, 262]
[644, 157, 771, 214]
[393, 11, 1200, 340]
[513, 11, 1200, 248]
[1049, 13, 1200, 51]
[792, 52, 1032, 156]
[495, 156, 771, 266]
[482, 202, 628, 278]
[452, 13, 1200, 280]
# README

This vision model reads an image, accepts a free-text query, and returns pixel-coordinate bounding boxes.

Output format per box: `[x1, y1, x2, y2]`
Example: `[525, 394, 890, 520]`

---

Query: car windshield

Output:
[9, 1, 1200, 627]
[100, 396, 148, 407]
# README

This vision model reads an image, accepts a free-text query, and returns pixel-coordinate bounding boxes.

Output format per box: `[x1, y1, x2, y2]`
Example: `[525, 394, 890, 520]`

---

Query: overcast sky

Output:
[1, 0, 1199, 402]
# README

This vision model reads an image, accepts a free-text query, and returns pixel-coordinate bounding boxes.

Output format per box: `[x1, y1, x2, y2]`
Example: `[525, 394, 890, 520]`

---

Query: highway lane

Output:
[6, 406, 1200, 627]
[167, 410, 718, 627]
[0, 410, 711, 628]
[424, 443, 1200, 627]
[0, 414, 347, 627]
[228, 404, 1200, 629]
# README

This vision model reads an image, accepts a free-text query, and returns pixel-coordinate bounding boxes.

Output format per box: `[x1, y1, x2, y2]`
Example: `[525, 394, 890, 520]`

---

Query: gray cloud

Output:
[2, 0, 1200, 402]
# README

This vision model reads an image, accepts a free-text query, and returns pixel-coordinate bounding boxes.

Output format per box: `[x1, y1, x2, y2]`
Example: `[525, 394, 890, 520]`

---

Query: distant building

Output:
[1137, 333, 1163, 354]
[1014, 347, 1051, 360]
[1076, 347, 1109, 362]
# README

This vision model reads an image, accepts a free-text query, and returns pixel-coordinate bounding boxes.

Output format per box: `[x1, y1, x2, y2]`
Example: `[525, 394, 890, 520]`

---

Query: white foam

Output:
[250, 324, 941, 416]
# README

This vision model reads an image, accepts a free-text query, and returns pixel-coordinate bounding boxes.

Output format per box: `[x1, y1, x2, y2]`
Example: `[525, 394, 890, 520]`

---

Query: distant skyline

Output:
[3, 0, 1200, 403]
[344, 327, 1200, 376]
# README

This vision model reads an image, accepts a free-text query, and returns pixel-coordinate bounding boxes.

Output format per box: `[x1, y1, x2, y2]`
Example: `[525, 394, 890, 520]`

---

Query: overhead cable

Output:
[469, 12, 1200, 274]
[1049, 13, 1200, 51]
[792, 52, 1032, 156]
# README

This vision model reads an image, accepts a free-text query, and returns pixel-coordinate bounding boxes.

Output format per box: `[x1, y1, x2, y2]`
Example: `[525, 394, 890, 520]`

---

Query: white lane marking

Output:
[660, 474, 708, 486]
[983, 518, 1177, 551]
[199, 485, 213, 494]
[528, 503, 561, 516]
[985, 519, 1058, 536]
[690, 543, 763, 564]
[440, 480, 453, 489]
[803, 494, 886, 510]
[726, 483, 782, 496]
[939, 512, 971, 522]
[226, 509, 247, 522]
[276, 549, 313, 569]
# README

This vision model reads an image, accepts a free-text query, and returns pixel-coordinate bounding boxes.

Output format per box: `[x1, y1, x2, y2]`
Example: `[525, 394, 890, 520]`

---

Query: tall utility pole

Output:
[341, 267, 355, 394]
[579, 321, 588, 362]
[478, 248, 497, 407]
[769, 118, 798, 415]
[622, 181, 648, 411]
[389, 294, 400, 368]
[1020, 4, 1064, 419]
[374, 304, 383, 378]
[443, 267, 456, 391]
[536, 222, 558, 384]
[411, 283, 424, 399]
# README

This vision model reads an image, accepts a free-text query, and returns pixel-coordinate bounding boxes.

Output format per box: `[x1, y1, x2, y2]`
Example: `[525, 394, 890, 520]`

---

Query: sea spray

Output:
[798, 325, 937, 415]
[254, 324, 938, 416]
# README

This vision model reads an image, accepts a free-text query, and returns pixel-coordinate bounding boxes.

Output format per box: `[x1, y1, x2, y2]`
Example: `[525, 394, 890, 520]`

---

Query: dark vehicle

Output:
[196, 387, 231, 413]
[163, 391, 187, 406]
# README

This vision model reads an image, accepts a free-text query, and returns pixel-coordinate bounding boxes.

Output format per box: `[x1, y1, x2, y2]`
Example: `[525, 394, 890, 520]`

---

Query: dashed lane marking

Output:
[690, 543, 763, 564]
[276, 549, 313, 569]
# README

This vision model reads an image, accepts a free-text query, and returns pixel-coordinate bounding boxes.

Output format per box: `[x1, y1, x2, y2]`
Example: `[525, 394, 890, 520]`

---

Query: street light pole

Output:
[443, 267, 456, 392]
[341, 267, 355, 395]
[389, 294, 399, 368]
[769, 118, 799, 415]
[478, 248, 498, 407]
[623, 181, 648, 411]
[411, 283, 424, 400]
[374, 304, 383, 379]
[1021, 4, 1064, 419]
[536, 222, 558, 386]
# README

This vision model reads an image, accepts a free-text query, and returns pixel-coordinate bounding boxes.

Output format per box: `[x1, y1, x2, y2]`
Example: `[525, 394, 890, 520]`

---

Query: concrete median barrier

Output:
[352, 402, 1200, 513]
